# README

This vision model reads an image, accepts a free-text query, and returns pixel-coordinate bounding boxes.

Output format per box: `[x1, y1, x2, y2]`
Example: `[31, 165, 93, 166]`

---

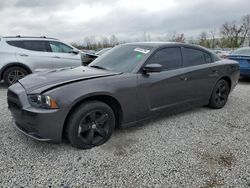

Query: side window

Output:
[22, 40, 51, 52]
[204, 52, 212, 63]
[7, 40, 51, 52]
[7, 41, 24, 48]
[212, 53, 220, 61]
[49, 41, 73, 53]
[147, 47, 182, 70]
[183, 48, 206, 66]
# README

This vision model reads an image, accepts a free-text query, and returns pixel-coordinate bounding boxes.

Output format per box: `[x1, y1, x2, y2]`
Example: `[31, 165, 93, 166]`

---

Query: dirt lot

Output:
[0, 80, 250, 187]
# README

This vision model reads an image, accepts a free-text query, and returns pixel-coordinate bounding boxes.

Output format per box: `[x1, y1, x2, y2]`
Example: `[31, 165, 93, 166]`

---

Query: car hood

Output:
[18, 66, 122, 93]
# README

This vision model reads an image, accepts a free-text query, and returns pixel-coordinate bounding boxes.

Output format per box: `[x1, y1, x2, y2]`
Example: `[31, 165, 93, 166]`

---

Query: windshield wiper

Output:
[90, 65, 107, 70]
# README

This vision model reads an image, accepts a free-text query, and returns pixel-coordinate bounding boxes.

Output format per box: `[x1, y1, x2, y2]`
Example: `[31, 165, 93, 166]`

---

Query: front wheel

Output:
[3, 66, 28, 86]
[66, 101, 116, 149]
[208, 79, 230, 109]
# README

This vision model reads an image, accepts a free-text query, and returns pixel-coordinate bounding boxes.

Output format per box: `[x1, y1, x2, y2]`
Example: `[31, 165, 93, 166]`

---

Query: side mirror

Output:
[71, 49, 79, 54]
[142, 64, 163, 73]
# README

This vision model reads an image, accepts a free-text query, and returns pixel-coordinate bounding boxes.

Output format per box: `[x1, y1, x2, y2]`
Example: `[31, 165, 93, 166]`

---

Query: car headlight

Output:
[28, 94, 59, 109]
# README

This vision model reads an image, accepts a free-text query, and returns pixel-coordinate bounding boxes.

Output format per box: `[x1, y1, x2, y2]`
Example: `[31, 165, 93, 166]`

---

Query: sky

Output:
[0, 0, 249, 43]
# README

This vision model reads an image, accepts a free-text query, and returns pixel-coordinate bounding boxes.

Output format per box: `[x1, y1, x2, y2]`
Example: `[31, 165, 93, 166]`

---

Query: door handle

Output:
[180, 76, 188, 81]
[212, 69, 218, 73]
[52, 56, 60, 59]
[19, 54, 29, 57]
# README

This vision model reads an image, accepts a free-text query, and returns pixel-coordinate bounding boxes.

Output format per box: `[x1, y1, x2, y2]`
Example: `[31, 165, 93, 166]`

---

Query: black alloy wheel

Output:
[208, 79, 230, 109]
[78, 110, 110, 145]
[66, 101, 116, 149]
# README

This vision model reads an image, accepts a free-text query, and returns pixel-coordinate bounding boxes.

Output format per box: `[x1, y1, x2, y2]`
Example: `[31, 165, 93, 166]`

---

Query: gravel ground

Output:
[0, 80, 250, 188]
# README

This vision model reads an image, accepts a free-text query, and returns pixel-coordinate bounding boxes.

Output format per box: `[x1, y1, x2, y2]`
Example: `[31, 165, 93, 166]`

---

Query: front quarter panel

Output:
[44, 73, 138, 127]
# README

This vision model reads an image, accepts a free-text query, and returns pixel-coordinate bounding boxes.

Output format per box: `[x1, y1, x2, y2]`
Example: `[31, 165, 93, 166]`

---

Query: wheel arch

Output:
[219, 76, 232, 91]
[62, 94, 123, 139]
[0, 63, 32, 80]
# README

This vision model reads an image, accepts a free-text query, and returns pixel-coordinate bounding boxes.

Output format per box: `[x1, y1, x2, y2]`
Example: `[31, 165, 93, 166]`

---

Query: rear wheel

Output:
[3, 66, 28, 86]
[66, 101, 116, 149]
[208, 79, 230, 109]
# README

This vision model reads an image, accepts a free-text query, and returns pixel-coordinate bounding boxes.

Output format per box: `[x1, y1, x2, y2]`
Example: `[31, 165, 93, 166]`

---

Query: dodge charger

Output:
[8, 42, 240, 149]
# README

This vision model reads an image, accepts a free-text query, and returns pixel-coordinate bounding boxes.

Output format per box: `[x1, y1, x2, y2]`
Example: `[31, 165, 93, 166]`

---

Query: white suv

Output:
[0, 36, 82, 86]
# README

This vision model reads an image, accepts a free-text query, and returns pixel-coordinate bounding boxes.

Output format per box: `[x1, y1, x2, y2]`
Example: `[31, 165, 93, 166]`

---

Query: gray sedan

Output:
[7, 42, 240, 149]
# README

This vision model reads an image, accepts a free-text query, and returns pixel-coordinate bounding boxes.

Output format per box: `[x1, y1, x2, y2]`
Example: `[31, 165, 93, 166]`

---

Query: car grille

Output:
[7, 90, 22, 111]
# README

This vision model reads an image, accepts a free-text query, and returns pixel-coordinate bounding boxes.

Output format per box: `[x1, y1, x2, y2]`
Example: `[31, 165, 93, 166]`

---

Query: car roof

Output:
[2, 36, 58, 41]
[124, 42, 212, 52]
[125, 41, 204, 48]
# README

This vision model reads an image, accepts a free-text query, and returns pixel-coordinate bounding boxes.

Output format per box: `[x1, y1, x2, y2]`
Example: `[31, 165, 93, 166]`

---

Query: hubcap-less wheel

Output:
[214, 83, 228, 106]
[8, 70, 25, 84]
[208, 79, 230, 109]
[66, 101, 116, 149]
[78, 110, 109, 145]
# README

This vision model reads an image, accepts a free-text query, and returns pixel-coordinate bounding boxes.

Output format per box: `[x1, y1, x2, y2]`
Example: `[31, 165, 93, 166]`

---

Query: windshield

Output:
[231, 47, 250, 56]
[89, 45, 153, 72]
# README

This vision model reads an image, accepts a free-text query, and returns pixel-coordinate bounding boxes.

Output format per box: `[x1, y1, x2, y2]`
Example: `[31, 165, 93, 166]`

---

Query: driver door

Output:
[136, 47, 191, 119]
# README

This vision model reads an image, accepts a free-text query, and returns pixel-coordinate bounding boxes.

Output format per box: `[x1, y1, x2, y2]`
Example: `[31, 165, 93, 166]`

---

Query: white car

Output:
[213, 49, 231, 59]
[0, 36, 82, 86]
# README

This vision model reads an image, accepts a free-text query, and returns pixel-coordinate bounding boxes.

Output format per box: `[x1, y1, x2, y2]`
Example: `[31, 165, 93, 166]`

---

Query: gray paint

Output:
[8, 42, 240, 143]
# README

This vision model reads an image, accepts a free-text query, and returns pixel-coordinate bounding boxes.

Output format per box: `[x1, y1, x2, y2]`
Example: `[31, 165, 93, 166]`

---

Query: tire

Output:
[66, 101, 116, 149]
[208, 79, 230, 109]
[3, 66, 28, 86]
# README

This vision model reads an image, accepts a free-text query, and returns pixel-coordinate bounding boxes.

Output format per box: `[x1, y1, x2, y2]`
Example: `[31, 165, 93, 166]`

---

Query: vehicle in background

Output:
[0, 36, 83, 86]
[81, 52, 98, 66]
[8, 42, 239, 149]
[227, 47, 250, 78]
[81, 49, 96, 55]
[81, 48, 112, 65]
[213, 49, 231, 59]
[95, 48, 112, 56]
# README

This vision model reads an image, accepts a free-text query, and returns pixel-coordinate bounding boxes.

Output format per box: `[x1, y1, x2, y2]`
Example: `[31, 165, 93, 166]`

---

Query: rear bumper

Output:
[7, 83, 65, 143]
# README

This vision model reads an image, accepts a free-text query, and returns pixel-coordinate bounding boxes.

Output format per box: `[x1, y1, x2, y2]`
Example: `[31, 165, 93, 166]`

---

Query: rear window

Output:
[7, 40, 51, 52]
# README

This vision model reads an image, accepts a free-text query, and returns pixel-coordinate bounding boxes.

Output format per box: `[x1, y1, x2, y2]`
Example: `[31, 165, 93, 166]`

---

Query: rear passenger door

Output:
[48, 41, 81, 68]
[14, 40, 54, 71]
[181, 47, 218, 102]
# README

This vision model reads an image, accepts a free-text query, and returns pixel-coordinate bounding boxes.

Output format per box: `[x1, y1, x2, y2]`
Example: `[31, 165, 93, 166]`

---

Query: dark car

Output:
[7, 42, 240, 149]
[81, 52, 98, 65]
[95, 48, 112, 56]
[227, 47, 250, 78]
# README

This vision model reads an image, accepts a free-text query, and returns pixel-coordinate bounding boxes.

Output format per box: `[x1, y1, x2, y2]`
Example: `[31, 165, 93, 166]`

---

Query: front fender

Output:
[45, 74, 138, 126]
